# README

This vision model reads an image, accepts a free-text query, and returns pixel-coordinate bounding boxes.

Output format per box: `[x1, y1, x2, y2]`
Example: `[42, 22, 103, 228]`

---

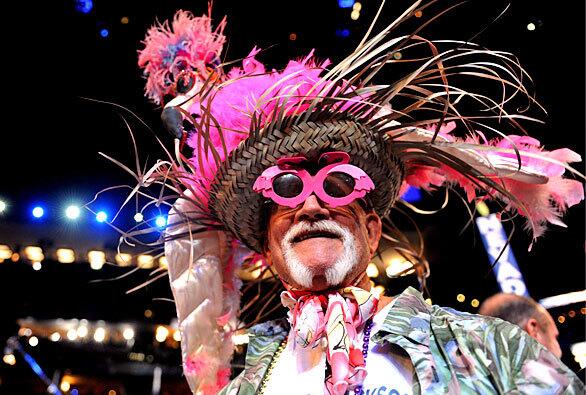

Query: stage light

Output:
[338, 0, 354, 8]
[32, 262, 42, 271]
[74, 0, 93, 14]
[457, 294, 465, 303]
[108, 390, 117, 395]
[366, 263, 379, 278]
[88, 250, 106, 270]
[289, 33, 297, 41]
[115, 253, 132, 266]
[94, 327, 106, 342]
[0, 200, 6, 213]
[155, 325, 169, 342]
[471, 299, 480, 308]
[19, 327, 32, 337]
[158, 256, 168, 269]
[155, 216, 167, 228]
[350, 10, 360, 20]
[335, 29, 350, 38]
[173, 329, 181, 342]
[120, 16, 129, 24]
[100, 28, 109, 38]
[134, 212, 144, 222]
[56, 248, 75, 264]
[77, 325, 88, 338]
[0, 245, 12, 260]
[353, 2, 362, 11]
[60, 380, 71, 392]
[122, 327, 135, 340]
[67, 328, 78, 341]
[28, 336, 39, 347]
[71, 389, 79, 395]
[96, 211, 108, 223]
[32, 206, 45, 218]
[137, 254, 155, 268]
[50, 332, 61, 342]
[527, 23, 536, 31]
[65, 205, 81, 220]
[24, 246, 44, 262]
[569, 310, 576, 318]
[3, 354, 15, 366]
[414, 10, 423, 18]
[385, 258, 414, 277]
[144, 309, 153, 318]
[557, 315, 565, 324]
[393, 52, 403, 60]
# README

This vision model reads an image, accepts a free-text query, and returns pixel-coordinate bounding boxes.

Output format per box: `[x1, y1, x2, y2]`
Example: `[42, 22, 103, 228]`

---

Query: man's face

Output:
[535, 307, 562, 358]
[264, 194, 382, 291]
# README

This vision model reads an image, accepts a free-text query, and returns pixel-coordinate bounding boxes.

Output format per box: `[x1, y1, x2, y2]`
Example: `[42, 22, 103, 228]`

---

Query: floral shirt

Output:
[219, 287, 584, 394]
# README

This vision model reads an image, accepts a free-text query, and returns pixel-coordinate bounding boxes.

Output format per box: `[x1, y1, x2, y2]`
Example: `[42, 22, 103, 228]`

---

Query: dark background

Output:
[0, 0, 584, 393]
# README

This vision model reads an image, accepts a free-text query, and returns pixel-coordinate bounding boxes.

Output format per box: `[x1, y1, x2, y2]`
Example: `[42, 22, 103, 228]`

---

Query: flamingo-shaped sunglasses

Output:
[253, 151, 375, 208]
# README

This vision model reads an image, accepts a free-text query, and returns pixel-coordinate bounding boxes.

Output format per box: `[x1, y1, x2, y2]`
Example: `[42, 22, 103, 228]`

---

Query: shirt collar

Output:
[375, 286, 432, 347]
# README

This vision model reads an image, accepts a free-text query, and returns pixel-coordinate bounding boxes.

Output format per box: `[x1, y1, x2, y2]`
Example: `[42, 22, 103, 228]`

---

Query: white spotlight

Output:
[56, 248, 76, 264]
[88, 250, 106, 270]
[94, 327, 106, 343]
[122, 327, 135, 340]
[65, 205, 81, 220]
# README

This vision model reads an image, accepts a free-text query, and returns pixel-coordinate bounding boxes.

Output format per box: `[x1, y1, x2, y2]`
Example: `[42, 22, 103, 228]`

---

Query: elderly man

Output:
[136, 3, 585, 394]
[480, 293, 562, 359]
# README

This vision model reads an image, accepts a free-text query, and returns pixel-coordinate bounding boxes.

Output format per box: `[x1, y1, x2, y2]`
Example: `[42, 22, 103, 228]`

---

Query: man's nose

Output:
[294, 195, 330, 223]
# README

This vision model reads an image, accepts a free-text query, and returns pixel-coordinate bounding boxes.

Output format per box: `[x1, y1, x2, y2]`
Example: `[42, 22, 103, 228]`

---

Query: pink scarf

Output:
[281, 287, 379, 395]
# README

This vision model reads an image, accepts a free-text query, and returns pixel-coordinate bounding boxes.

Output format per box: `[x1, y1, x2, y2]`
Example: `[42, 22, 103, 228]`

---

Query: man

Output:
[480, 293, 562, 359]
[136, 3, 584, 394]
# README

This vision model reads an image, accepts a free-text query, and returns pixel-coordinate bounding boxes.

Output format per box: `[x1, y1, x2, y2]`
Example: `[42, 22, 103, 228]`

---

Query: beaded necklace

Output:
[258, 318, 375, 395]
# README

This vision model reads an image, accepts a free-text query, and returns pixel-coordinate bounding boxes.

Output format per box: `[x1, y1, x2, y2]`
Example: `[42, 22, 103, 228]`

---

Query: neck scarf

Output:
[281, 287, 379, 395]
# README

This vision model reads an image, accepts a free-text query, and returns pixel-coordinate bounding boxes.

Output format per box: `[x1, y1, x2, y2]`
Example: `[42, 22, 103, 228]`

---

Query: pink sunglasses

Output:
[253, 151, 375, 208]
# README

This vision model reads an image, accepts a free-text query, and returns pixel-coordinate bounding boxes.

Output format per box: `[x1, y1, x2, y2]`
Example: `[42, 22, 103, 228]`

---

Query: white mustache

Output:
[281, 220, 358, 288]
[284, 220, 346, 246]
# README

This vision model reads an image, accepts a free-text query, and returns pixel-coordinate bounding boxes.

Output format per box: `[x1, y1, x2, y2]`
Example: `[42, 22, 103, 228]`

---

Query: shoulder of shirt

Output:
[384, 286, 543, 347]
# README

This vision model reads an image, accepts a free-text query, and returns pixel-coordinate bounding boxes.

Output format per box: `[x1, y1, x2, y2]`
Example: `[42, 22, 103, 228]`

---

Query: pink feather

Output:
[138, 9, 227, 104]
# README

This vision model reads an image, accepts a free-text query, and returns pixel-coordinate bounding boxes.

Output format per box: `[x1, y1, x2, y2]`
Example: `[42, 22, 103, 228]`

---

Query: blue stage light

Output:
[401, 186, 422, 203]
[155, 216, 167, 228]
[338, 0, 355, 8]
[96, 211, 108, 223]
[75, 0, 93, 14]
[100, 29, 109, 38]
[32, 206, 45, 219]
[335, 29, 350, 38]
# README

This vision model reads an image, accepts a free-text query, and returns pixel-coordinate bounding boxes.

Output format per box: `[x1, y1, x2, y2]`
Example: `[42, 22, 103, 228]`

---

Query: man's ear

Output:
[524, 318, 540, 339]
[364, 212, 382, 257]
[261, 233, 272, 266]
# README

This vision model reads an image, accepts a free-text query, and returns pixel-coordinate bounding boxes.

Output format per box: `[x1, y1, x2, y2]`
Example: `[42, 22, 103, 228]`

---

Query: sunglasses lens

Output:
[323, 172, 355, 198]
[273, 173, 304, 198]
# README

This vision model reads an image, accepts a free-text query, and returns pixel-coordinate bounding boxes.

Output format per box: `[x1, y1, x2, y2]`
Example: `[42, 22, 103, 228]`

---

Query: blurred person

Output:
[480, 293, 562, 358]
